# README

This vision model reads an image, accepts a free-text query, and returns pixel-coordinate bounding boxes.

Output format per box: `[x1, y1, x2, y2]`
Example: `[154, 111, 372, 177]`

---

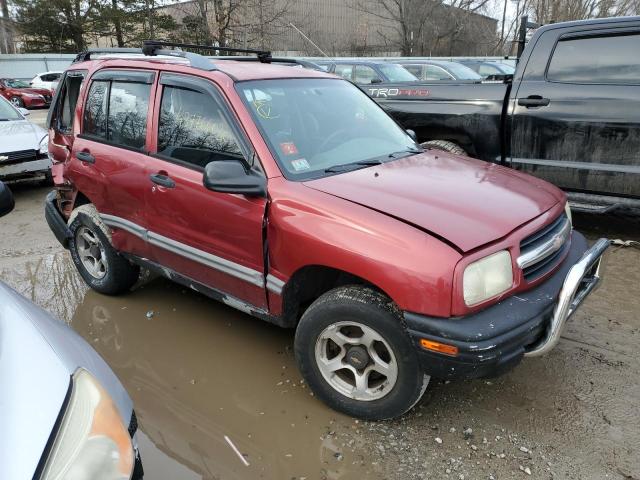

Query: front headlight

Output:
[463, 250, 513, 306]
[564, 201, 572, 226]
[40, 369, 134, 480]
[39, 135, 49, 155]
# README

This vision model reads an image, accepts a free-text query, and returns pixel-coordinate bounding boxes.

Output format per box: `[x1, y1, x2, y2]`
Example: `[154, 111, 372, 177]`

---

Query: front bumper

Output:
[0, 157, 51, 180]
[405, 231, 609, 379]
[23, 96, 50, 108]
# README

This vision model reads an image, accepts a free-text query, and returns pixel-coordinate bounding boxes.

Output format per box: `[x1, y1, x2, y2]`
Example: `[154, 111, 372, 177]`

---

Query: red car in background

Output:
[0, 78, 52, 108]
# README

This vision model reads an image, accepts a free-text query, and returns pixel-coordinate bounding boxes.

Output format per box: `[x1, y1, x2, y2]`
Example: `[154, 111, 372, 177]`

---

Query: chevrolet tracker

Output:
[45, 42, 610, 420]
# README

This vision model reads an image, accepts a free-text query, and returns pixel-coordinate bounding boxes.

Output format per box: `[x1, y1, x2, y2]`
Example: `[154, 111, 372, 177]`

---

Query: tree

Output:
[352, 0, 494, 56]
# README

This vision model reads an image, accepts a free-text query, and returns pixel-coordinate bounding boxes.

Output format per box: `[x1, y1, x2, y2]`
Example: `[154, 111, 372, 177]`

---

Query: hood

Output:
[17, 87, 50, 96]
[304, 152, 564, 252]
[0, 120, 47, 153]
[0, 283, 70, 480]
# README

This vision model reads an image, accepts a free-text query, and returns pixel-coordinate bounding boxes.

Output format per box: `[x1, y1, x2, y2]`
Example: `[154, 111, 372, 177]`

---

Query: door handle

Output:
[76, 151, 95, 164]
[150, 173, 176, 189]
[518, 96, 550, 108]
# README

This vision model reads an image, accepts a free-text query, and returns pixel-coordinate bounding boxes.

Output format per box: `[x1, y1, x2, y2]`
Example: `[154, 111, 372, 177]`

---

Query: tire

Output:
[421, 139, 467, 156]
[10, 96, 24, 108]
[68, 206, 139, 295]
[294, 286, 429, 420]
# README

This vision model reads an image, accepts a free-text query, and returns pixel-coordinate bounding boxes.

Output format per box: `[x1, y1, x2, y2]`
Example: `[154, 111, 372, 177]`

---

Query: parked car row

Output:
[312, 58, 512, 85]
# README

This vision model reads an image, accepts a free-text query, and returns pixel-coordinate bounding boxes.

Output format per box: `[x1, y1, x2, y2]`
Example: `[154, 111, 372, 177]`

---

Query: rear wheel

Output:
[10, 96, 24, 108]
[294, 286, 429, 420]
[421, 139, 467, 156]
[68, 206, 139, 295]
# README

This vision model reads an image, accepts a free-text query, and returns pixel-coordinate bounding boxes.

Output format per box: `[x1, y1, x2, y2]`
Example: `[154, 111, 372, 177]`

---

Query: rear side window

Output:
[107, 82, 151, 149]
[547, 33, 640, 84]
[354, 65, 381, 84]
[83, 81, 109, 139]
[82, 78, 151, 149]
[157, 86, 243, 169]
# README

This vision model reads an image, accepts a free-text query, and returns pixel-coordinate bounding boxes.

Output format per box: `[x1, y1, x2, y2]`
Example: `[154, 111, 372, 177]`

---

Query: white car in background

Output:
[0, 96, 51, 182]
[30, 71, 63, 92]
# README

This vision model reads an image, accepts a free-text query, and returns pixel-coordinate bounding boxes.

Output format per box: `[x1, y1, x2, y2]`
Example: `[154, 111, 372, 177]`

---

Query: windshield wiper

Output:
[387, 148, 422, 158]
[324, 159, 383, 173]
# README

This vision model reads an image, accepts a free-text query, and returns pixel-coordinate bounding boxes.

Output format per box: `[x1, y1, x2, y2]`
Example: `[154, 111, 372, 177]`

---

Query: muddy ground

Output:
[1, 182, 639, 480]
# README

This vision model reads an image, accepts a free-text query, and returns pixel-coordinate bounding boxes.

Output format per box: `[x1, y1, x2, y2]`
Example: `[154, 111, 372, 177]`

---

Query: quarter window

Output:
[547, 33, 640, 84]
[157, 86, 243, 169]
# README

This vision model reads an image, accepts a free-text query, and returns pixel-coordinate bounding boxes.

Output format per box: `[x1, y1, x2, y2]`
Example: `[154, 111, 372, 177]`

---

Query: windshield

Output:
[443, 63, 482, 80]
[3, 79, 31, 88]
[378, 64, 418, 82]
[0, 98, 21, 120]
[238, 79, 418, 180]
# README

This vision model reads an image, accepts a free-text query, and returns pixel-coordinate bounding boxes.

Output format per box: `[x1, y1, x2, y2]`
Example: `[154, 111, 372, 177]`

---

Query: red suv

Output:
[0, 78, 52, 108]
[45, 42, 610, 419]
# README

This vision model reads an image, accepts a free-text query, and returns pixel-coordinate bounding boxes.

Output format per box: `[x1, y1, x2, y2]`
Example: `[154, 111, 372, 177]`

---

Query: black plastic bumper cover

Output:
[404, 231, 589, 380]
[44, 190, 72, 249]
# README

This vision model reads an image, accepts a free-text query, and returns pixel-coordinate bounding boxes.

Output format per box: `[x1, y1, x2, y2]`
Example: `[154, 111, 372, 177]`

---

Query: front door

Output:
[70, 69, 156, 259]
[144, 73, 268, 309]
[509, 27, 640, 198]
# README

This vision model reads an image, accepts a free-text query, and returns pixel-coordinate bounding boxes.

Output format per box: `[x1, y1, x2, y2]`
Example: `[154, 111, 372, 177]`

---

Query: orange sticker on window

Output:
[280, 142, 298, 155]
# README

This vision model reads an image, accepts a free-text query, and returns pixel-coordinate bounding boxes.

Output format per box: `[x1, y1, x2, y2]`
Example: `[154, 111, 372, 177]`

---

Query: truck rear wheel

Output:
[68, 206, 139, 295]
[421, 140, 467, 156]
[294, 286, 429, 420]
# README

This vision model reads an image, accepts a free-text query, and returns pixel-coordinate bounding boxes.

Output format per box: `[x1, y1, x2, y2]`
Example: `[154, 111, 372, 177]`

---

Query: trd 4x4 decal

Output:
[367, 88, 430, 98]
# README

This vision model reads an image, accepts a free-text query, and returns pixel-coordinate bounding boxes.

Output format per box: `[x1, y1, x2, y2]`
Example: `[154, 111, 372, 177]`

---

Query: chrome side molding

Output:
[525, 238, 610, 357]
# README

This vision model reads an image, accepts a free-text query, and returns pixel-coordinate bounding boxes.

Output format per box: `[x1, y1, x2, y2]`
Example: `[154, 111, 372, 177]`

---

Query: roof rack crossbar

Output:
[73, 48, 143, 63]
[143, 40, 272, 63]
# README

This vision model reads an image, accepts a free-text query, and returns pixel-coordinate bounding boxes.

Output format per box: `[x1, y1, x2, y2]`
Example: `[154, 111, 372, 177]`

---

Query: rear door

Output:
[69, 69, 156, 259]
[48, 70, 87, 185]
[143, 73, 268, 308]
[508, 26, 640, 198]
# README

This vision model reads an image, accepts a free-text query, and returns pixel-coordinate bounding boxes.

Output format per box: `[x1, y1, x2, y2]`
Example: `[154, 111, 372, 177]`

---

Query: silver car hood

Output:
[0, 120, 47, 153]
[0, 282, 133, 479]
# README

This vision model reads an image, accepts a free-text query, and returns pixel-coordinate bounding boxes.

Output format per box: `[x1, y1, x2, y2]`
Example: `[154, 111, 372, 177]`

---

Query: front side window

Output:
[547, 33, 640, 84]
[478, 64, 501, 77]
[334, 64, 354, 81]
[425, 65, 454, 81]
[157, 86, 243, 169]
[403, 65, 424, 79]
[238, 78, 418, 180]
[378, 64, 418, 82]
[354, 65, 381, 84]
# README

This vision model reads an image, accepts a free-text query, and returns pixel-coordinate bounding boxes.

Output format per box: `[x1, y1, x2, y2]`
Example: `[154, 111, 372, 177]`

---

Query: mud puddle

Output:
[1, 253, 381, 479]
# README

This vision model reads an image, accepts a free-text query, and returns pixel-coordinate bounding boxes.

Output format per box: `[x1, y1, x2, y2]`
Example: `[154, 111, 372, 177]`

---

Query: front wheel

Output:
[294, 286, 429, 420]
[10, 96, 24, 108]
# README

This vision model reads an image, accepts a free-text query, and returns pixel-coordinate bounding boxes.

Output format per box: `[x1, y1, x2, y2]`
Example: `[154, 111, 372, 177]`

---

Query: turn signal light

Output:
[420, 339, 459, 356]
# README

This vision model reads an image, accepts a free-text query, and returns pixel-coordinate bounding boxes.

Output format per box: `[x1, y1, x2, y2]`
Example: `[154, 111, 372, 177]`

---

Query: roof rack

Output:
[213, 56, 323, 71]
[72, 41, 273, 72]
[143, 40, 272, 63]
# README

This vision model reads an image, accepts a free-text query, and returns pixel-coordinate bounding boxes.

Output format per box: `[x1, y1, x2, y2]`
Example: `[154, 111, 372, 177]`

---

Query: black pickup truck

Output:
[365, 17, 640, 212]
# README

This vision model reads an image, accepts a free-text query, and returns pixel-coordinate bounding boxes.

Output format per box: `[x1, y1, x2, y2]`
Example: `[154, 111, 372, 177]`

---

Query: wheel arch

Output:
[279, 264, 394, 328]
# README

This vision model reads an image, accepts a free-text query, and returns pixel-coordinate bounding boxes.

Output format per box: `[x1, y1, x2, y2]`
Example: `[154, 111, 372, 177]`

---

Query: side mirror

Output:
[18, 107, 30, 116]
[370, 78, 383, 84]
[406, 129, 417, 141]
[0, 181, 15, 218]
[203, 160, 266, 197]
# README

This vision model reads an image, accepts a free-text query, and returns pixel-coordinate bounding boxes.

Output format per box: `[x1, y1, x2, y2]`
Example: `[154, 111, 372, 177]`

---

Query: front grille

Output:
[519, 213, 571, 282]
[1, 149, 39, 165]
